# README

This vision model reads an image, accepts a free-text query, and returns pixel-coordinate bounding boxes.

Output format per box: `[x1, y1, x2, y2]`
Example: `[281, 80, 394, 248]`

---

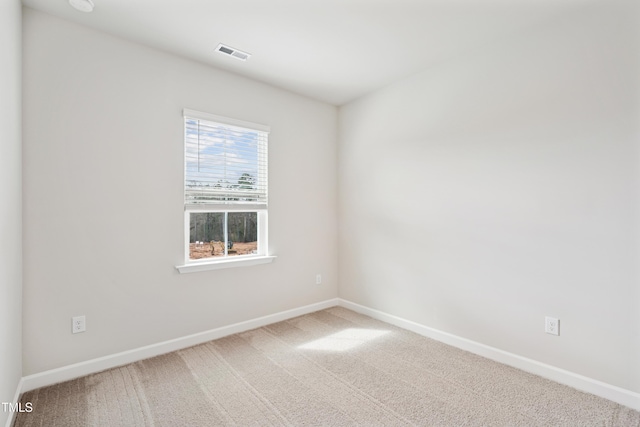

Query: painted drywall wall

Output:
[22, 8, 337, 375]
[339, 1, 640, 392]
[0, 0, 22, 424]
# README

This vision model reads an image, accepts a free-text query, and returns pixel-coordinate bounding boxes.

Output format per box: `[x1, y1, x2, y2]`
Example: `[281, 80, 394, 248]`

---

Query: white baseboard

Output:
[15, 297, 640, 413]
[21, 298, 339, 393]
[337, 298, 640, 411]
[4, 377, 24, 427]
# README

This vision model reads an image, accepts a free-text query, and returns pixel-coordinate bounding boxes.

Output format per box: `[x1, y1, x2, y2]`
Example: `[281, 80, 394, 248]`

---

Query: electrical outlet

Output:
[545, 316, 559, 336]
[72, 316, 86, 334]
[316, 274, 322, 285]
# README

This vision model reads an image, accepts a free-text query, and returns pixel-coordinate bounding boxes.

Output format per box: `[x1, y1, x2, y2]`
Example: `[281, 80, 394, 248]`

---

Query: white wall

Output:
[0, 0, 22, 425]
[339, 1, 640, 393]
[22, 8, 337, 376]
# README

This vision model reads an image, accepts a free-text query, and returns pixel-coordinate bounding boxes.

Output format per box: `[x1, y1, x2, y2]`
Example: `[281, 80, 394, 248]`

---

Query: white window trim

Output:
[176, 109, 274, 273]
[183, 109, 270, 133]
[175, 255, 276, 274]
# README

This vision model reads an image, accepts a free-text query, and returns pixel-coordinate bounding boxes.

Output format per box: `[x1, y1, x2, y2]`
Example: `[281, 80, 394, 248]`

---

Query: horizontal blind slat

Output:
[184, 113, 268, 206]
[185, 203, 267, 212]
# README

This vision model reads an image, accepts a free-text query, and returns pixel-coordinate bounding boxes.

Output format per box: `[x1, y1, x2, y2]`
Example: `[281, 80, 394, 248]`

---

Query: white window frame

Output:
[176, 110, 275, 273]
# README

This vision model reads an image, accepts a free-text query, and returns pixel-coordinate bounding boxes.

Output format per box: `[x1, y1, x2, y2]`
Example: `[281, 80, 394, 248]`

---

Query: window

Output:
[180, 109, 271, 270]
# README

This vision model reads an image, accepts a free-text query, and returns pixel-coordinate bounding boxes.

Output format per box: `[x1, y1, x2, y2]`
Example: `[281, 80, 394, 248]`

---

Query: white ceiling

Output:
[21, 0, 593, 106]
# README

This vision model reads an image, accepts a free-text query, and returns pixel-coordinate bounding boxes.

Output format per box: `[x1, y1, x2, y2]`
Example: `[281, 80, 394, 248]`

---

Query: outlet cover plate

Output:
[72, 315, 86, 334]
[545, 316, 559, 336]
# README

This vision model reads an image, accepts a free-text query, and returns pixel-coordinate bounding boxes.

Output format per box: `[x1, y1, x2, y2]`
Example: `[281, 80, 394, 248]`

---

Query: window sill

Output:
[175, 255, 276, 274]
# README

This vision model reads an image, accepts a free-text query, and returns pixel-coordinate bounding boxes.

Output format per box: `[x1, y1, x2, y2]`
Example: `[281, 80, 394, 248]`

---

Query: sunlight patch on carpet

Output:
[298, 328, 390, 352]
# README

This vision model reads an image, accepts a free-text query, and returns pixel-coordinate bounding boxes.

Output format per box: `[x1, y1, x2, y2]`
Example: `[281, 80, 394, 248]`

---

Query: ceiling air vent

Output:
[216, 44, 251, 61]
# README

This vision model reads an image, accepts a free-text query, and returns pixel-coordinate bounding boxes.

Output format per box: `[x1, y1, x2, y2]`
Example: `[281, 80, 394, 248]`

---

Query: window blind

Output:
[184, 110, 268, 209]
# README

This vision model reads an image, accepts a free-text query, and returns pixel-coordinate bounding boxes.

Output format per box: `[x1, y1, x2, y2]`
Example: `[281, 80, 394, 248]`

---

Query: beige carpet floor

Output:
[14, 307, 640, 426]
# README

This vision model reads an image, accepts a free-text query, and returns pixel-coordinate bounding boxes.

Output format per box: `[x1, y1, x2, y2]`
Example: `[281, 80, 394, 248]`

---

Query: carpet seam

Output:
[201, 342, 292, 426]
[125, 365, 155, 427]
[178, 346, 254, 426]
